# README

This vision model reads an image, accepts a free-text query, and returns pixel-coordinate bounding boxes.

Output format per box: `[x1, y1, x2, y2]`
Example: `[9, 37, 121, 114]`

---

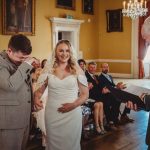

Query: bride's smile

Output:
[56, 43, 70, 63]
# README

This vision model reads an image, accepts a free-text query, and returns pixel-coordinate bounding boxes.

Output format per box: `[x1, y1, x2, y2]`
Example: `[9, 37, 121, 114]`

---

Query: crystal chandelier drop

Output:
[122, 0, 148, 19]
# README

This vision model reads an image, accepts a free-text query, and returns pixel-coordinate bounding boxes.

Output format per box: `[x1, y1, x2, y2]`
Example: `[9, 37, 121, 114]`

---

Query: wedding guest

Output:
[85, 62, 106, 134]
[99, 63, 122, 128]
[78, 59, 87, 72]
[41, 59, 47, 69]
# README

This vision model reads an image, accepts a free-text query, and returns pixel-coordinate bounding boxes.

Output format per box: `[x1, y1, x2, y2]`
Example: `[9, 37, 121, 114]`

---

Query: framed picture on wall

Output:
[82, 0, 94, 15]
[2, 0, 35, 35]
[106, 9, 123, 32]
[56, 0, 75, 10]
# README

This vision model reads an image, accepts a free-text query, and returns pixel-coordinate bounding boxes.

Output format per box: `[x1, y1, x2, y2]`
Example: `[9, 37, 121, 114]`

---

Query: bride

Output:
[34, 40, 89, 150]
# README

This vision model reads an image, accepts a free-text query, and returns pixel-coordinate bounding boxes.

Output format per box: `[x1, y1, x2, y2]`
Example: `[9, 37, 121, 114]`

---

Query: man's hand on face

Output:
[24, 57, 40, 67]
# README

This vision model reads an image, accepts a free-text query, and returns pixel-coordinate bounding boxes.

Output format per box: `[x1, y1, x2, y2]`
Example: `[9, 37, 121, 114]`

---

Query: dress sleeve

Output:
[35, 72, 49, 91]
[77, 74, 88, 87]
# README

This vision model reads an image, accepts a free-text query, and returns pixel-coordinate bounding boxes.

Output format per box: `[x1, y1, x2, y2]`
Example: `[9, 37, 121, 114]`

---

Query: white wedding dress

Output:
[37, 73, 88, 150]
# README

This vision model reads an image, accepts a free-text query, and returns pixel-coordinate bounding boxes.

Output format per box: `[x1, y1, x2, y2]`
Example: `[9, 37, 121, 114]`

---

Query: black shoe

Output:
[121, 115, 134, 123]
[104, 124, 112, 131]
[110, 124, 118, 131]
[95, 126, 104, 135]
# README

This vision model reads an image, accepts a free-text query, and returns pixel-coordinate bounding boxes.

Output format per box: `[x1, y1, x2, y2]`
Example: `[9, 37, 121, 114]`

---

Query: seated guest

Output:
[78, 59, 87, 72]
[41, 59, 47, 69]
[85, 62, 106, 135]
[99, 63, 122, 127]
[120, 106, 134, 123]
[99, 63, 134, 125]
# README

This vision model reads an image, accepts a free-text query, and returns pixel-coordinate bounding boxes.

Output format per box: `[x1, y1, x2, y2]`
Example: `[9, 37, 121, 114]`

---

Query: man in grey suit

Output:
[127, 16, 150, 150]
[0, 34, 39, 150]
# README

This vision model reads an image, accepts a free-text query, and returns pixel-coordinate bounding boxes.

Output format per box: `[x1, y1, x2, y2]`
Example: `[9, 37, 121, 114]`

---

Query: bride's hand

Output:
[58, 103, 76, 113]
[34, 100, 43, 111]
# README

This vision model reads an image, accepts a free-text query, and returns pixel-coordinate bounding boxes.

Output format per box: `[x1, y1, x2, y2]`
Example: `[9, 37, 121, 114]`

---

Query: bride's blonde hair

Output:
[43, 40, 78, 74]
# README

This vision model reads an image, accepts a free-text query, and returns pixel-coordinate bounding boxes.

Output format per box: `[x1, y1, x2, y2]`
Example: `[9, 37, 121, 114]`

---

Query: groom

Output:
[0, 34, 39, 150]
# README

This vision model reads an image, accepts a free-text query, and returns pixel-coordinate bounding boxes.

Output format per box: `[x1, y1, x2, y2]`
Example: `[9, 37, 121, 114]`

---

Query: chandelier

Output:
[122, 0, 148, 19]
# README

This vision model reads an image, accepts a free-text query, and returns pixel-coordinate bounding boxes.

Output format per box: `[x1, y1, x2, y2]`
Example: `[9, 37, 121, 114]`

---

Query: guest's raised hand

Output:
[116, 82, 126, 89]
[140, 93, 147, 102]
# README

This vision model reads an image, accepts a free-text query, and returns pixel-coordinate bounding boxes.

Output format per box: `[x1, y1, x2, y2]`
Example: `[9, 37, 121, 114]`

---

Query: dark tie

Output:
[93, 75, 99, 84]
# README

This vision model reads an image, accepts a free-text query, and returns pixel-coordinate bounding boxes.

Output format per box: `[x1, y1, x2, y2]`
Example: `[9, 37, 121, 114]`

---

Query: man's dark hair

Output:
[8, 34, 32, 55]
[78, 59, 86, 65]
[88, 61, 97, 66]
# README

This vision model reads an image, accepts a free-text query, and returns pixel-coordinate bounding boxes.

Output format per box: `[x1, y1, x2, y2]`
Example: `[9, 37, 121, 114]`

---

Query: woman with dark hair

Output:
[78, 59, 86, 72]
[41, 59, 47, 69]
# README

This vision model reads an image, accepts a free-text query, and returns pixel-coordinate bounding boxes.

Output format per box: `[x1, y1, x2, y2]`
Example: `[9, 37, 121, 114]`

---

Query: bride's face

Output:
[56, 43, 71, 63]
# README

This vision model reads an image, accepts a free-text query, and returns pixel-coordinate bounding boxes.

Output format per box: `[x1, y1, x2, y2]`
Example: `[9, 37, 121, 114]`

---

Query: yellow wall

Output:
[98, 0, 132, 74]
[0, 0, 132, 74]
[0, 0, 99, 60]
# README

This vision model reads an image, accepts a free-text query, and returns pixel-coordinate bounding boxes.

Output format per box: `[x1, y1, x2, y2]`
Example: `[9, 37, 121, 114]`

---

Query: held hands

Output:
[58, 102, 77, 113]
[34, 99, 43, 111]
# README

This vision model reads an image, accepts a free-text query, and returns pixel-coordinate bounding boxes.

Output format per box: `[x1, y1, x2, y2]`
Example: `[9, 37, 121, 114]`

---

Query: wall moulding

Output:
[49, 17, 84, 58]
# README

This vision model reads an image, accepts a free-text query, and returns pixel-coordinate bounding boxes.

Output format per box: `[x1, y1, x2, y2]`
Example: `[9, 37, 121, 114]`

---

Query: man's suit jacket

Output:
[98, 73, 115, 92]
[144, 95, 150, 145]
[85, 71, 102, 101]
[0, 50, 33, 129]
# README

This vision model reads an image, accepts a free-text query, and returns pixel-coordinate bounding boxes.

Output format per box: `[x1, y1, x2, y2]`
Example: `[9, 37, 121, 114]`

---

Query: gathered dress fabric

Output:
[41, 73, 87, 150]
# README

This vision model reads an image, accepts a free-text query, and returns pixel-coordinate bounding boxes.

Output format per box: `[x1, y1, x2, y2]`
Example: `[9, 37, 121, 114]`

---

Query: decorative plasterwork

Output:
[49, 17, 84, 58]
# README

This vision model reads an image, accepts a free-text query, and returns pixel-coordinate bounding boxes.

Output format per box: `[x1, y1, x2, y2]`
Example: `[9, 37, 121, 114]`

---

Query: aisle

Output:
[27, 79, 150, 150]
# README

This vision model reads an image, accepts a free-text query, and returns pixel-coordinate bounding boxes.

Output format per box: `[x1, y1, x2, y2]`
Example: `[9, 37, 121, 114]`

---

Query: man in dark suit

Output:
[0, 34, 39, 150]
[99, 63, 134, 123]
[85, 62, 102, 102]
[98, 63, 121, 126]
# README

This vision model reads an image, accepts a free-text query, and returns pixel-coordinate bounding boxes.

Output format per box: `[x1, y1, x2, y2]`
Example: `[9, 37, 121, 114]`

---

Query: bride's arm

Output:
[34, 78, 48, 110]
[75, 66, 89, 107]
[74, 81, 89, 106]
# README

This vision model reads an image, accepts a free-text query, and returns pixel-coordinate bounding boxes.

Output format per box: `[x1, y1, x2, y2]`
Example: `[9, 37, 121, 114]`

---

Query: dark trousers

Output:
[122, 107, 131, 116]
[148, 145, 150, 150]
[102, 93, 121, 124]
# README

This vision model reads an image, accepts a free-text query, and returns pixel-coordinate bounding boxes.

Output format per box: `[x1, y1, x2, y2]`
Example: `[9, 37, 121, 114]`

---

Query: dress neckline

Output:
[51, 74, 74, 81]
